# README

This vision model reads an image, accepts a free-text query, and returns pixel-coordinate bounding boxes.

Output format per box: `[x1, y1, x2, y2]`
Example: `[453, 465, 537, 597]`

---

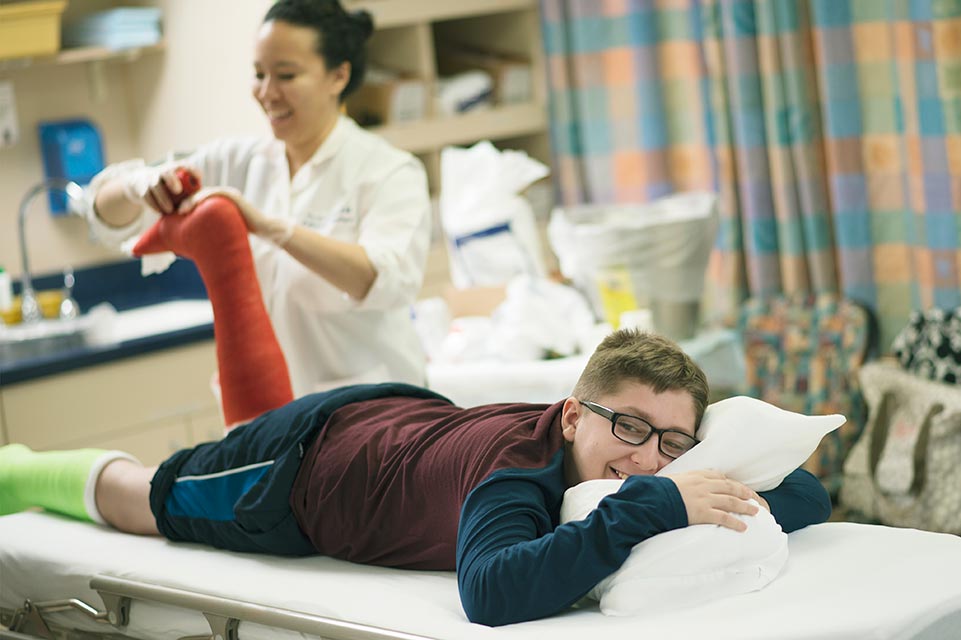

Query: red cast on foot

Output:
[132, 173, 293, 428]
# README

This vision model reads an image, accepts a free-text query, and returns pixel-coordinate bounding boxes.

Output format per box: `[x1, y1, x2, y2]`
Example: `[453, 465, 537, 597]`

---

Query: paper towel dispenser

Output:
[38, 118, 104, 215]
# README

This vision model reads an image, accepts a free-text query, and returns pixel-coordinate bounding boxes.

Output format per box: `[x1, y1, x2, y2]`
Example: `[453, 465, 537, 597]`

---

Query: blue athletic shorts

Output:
[148, 383, 445, 555]
[149, 397, 318, 555]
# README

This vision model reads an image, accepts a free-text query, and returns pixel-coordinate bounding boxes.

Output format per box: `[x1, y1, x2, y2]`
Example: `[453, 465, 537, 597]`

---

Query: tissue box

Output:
[346, 69, 427, 126]
[0, 1, 67, 60]
[444, 286, 506, 318]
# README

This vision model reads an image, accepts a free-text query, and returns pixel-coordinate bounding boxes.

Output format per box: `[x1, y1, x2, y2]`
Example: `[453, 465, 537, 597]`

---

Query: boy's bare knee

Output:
[95, 460, 160, 535]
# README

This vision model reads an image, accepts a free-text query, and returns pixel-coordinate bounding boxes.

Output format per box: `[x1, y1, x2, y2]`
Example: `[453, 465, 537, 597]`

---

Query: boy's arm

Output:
[456, 472, 687, 626]
[758, 468, 832, 533]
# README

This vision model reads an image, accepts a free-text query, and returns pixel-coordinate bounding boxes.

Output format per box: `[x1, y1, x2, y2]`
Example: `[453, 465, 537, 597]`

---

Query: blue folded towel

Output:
[63, 7, 163, 50]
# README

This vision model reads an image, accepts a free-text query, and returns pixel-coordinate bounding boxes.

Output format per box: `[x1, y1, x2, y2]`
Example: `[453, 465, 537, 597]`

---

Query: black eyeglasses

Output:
[579, 400, 698, 459]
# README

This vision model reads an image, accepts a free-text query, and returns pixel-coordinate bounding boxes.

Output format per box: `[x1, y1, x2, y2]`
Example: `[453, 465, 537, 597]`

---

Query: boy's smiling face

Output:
[561, 381, 697, 486]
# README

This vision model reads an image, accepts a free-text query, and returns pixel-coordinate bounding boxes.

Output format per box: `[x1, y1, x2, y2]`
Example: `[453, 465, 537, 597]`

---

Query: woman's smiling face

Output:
[251, 20, 348, 153]
[561, 381, 697, 486]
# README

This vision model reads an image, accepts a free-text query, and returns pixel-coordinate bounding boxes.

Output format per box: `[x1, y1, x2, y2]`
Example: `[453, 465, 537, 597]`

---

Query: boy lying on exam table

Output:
[0, 327, 830, 626]
[0, 192, 830, 626]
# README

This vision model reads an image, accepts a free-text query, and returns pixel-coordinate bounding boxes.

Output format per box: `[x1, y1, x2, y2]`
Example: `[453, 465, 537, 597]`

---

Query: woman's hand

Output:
[177, 187, 375, 299]
[123, 164, 200, 215]
[177, 186, 295, 247]
[665, 469, 764, 532]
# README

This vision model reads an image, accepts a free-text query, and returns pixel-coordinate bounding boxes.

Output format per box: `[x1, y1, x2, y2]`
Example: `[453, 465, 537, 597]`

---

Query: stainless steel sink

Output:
[0, 300, 214, 366]
[0, 318, 92, 363]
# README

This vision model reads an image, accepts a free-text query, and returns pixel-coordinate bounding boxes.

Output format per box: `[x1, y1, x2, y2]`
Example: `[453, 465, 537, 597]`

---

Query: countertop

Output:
[0, 258, 212, 388]
[0, 321, 214, 387]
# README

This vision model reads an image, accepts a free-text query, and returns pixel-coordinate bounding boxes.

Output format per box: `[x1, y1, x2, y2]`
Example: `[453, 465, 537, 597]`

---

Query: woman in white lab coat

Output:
[85, 0, 431, 397]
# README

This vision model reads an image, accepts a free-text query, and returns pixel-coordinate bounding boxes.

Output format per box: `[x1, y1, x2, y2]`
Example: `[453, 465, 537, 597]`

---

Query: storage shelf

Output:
[370, 102, 547, 153]
[342, 0, 549, 194]
[54, 42, 165, 65]
[0, 42, 164, 71]
[346, 0, 537, 29]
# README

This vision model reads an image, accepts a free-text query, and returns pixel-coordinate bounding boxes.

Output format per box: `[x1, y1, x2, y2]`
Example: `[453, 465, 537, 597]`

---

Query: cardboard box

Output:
[436, 45, 533, 105]
[443, 285, 506, 318]
[0, 1, 67, 60]
[346, 71, 427, 127]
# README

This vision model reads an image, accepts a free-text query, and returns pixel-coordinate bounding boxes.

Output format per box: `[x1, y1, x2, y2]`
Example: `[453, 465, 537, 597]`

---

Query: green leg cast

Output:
[0, 444, 131, 522]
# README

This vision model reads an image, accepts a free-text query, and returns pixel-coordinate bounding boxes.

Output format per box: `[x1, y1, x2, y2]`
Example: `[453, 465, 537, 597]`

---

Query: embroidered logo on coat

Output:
[303, 201, 356, 231]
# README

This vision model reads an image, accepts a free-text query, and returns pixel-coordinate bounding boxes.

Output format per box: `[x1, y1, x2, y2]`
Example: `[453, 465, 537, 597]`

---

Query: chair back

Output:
[738, 293, 876, 495]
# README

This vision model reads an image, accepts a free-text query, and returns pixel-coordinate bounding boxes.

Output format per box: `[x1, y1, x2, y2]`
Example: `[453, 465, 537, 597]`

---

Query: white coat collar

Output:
[304, 115, 352, 169]
[264, 115, 353, 174]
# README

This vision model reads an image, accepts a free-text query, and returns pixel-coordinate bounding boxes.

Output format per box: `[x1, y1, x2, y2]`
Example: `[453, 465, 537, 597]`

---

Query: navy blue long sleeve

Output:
[456, 453, 687, 626]
[456, 458, 832, 626]
[759, 467, 832, 532]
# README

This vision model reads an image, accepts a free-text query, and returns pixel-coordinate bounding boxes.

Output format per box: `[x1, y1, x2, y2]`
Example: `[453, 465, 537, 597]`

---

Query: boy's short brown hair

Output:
[572, 329, 709, 428]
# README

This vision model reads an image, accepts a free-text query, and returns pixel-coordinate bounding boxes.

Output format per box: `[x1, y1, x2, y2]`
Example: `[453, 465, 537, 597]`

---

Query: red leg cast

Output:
[132, 197, 294, 428]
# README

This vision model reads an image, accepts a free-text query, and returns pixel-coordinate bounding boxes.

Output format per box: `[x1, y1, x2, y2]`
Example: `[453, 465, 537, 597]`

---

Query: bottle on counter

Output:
[0, 266, 12, 313]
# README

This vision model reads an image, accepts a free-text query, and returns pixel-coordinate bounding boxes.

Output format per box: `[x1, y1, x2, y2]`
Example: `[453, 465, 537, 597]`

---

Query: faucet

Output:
[17, 178, 85, 324]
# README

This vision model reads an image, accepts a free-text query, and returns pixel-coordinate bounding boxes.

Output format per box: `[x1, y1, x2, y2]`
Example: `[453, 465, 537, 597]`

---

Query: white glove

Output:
[176, 186, 296, 247]
[122, 163, 200, 215]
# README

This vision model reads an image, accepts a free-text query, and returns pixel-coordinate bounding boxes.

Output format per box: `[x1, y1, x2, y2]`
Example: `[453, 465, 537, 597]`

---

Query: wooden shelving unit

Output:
[343, 0, 550, 192]
[349, 0, 539, 28]
[373, 102, 547, 153]
[0, 42, 164, 71]
[0, 41, 164, 103]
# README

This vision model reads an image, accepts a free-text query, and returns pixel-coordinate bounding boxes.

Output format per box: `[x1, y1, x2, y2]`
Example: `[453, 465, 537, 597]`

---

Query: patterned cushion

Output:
[738, 293, 874, 495]
[891, 306, 961, 384]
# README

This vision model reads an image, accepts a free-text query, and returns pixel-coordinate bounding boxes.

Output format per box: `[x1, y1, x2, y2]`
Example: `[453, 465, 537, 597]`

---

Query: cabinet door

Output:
[187, 407, 227, 446]
[0, 393, 7, 446]
[74, 416, 192, 467]
[2, 342, 217, 451]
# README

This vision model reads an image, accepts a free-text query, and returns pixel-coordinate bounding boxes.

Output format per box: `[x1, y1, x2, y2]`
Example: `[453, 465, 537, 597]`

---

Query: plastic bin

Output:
[547, 191, 718, 340]
[0, 1, 67, 60]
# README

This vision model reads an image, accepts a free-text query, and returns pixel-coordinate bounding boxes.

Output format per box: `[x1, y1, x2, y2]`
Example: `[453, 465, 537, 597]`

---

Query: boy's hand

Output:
[665, 470, 762, 532]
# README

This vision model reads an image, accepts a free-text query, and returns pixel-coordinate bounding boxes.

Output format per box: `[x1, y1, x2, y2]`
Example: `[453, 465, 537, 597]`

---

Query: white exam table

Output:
[2, 511, 961, 640]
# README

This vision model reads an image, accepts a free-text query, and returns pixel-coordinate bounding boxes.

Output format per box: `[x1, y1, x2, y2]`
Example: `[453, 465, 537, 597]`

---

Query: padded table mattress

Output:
[2, 512, 961, 640]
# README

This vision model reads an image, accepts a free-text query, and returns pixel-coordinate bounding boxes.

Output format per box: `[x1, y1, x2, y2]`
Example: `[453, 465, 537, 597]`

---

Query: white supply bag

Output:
[440, 141, 549, 288]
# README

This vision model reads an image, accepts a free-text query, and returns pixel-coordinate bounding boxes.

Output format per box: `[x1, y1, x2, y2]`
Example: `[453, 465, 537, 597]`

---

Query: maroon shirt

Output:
[289, 396, 564, 569]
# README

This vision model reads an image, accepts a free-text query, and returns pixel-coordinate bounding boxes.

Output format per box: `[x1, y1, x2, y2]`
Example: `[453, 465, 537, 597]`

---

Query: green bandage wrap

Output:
[0, 444, 133, 523]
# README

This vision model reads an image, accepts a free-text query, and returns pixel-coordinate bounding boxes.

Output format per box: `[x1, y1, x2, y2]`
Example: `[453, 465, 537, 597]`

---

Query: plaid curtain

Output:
[542, 0, 961, 348]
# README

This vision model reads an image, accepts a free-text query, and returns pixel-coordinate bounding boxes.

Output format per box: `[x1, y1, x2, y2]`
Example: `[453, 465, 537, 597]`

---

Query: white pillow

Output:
[658, 395, 846, 491]
[561, 396, 844, 616]
[562, 480, 787, 615]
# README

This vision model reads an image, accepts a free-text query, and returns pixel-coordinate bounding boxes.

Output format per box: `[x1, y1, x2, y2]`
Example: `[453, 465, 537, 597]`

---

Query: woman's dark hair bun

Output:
[352, 9, 374, 40]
